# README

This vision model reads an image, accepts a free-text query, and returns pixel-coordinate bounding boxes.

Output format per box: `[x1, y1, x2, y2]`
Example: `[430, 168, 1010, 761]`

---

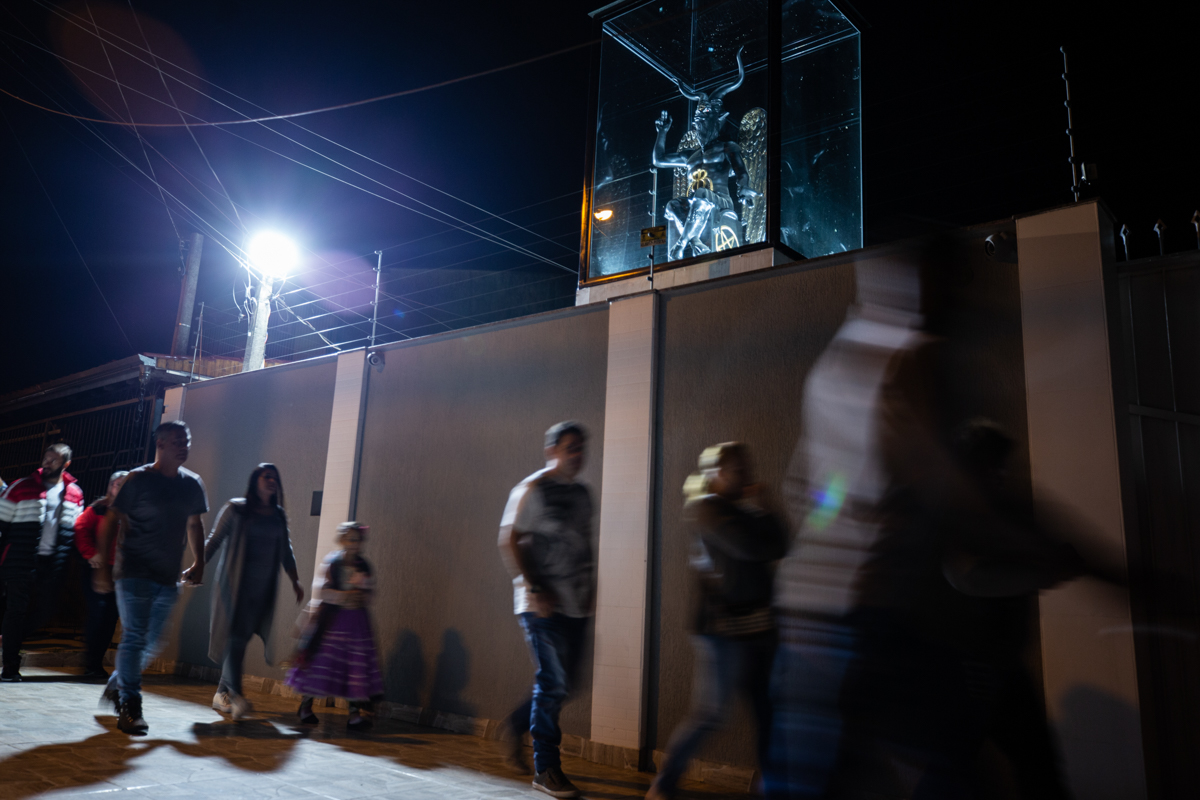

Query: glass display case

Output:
[582, 0, 861, 282]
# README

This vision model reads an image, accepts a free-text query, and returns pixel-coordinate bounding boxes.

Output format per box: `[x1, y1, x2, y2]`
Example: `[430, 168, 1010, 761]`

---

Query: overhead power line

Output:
[0, 35, 596, 127]
[1, 21, 575, 272]
[37, 0, 577, 256]
[2, 108, 134, 351]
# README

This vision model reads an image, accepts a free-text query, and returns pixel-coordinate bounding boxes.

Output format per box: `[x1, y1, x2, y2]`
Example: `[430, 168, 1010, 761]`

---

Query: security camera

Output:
[984, 231, 1017, 263]
[368, 351, 384, 372]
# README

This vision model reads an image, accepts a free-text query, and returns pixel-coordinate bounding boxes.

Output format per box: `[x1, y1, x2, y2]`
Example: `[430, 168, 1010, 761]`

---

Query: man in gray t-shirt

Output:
[498, 421, 595, 799]
[95, 420, 207, 735]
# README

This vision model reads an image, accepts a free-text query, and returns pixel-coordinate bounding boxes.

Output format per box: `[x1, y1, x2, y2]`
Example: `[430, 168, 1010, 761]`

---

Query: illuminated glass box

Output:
[583, 0, 862, 282]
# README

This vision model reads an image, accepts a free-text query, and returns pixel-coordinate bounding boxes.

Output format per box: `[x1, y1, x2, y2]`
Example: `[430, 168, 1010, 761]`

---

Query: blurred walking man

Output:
[498, 422, 595, 799]
[95, 421, 208, 734]
[0, 444, 84, 680]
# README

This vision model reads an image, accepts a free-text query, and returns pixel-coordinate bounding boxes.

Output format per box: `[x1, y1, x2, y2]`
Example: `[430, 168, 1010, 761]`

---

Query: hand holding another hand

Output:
[181, 562, 204, 586]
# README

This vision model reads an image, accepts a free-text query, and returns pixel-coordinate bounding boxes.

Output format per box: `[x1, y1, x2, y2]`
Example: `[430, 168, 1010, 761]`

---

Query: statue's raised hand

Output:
[655, 110, 672, 133]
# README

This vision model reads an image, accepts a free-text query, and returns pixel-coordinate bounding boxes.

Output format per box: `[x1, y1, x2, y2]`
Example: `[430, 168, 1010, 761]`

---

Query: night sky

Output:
[2, 0, 1196, 395]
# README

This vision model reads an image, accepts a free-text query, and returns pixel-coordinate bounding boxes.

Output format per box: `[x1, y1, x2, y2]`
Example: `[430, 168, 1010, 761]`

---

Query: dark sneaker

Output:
[297, 700, 318, 725]
[533, 767, 580, 798]
[118, 698, 149, 735]
[80, 667, 109, 682]
[0, 669, 22, 682]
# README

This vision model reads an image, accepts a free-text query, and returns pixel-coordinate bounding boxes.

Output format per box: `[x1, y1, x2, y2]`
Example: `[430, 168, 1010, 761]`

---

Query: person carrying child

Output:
[285, 521, 383, 729]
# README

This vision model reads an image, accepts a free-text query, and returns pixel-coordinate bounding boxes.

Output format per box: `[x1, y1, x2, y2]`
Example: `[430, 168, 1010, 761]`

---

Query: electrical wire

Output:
[81, 1, 184, 266]
[0, 31, 596, 128]
[0, 28, 251, 266]
[2, 11, 583, 361]
[2, 21, 578, 362]
[6, 8, 578, 270]
[2, 108, 134, 351]
[125, 0, 242, 230]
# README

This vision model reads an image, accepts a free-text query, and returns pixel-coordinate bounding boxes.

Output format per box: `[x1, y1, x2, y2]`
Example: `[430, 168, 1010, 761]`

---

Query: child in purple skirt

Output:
[286, 521, 383, 729]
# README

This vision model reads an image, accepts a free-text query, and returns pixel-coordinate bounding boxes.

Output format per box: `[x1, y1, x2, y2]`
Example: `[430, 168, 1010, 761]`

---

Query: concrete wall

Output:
[162, 357, 339, 680]
[1016, 202, 1146, 800]
[352, 306, 609, 735]
[649, 221, 1033, 767]
[138, 213, 1147, 792]
[652, 259, 856, 765]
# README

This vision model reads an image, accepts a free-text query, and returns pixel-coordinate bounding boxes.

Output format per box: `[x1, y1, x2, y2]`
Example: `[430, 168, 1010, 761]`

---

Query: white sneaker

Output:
[230, 693, 253, 720]
[212, 691, 233, 714]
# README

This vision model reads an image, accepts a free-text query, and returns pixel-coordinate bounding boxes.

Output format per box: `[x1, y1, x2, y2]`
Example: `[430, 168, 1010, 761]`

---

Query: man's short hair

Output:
[154, 419, 191, 445]
[46, 442, 72, 462]
[545, 420, 587, 450]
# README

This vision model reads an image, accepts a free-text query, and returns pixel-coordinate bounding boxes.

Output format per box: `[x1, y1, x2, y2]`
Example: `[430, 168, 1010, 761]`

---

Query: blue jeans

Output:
[109, 578, 179, 704]
[515, 612, 588, 774]
[764, 618, 857, 800]
[656, 633, 775, 795]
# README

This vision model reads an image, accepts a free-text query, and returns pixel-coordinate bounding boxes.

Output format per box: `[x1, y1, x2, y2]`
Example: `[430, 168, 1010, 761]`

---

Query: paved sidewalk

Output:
[0, 668, 745, 800]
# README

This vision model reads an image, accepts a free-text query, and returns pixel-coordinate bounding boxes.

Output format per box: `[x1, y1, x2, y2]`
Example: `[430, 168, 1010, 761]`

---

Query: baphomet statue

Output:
[652, 47, 767, 261]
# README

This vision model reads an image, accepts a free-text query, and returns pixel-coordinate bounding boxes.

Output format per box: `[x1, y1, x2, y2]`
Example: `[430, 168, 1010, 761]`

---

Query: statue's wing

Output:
[739, 108, 767, 243]
[672, 130, 702, 199]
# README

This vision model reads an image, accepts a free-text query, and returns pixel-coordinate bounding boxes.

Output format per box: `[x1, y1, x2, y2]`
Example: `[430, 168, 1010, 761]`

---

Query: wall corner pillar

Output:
[590, 293, 658, 755]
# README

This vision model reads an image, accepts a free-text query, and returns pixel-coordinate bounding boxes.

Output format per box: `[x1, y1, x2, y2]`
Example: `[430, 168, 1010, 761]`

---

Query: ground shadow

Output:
[385, 628, 425, 706]
[0, 730, 169, 800]
[429, 627, 475, 717]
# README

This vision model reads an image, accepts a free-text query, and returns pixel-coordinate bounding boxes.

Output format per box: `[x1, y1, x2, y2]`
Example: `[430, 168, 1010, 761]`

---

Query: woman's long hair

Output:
[241, 462, 285, 515]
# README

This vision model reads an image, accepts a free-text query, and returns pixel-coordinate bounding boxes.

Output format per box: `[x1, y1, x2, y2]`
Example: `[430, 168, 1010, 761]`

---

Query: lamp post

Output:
[242, 231, 298, 372]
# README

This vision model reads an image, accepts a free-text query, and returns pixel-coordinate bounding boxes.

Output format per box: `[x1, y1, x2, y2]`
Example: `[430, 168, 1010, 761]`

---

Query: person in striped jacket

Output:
[0, 443, 84, 681]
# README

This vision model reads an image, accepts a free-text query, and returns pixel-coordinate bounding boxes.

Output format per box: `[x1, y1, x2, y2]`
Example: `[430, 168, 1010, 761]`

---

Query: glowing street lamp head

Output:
[247, 231, 298, 279]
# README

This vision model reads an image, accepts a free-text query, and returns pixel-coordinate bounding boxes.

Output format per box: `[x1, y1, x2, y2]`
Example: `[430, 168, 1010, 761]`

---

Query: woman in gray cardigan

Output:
[205, 463, 304, 719]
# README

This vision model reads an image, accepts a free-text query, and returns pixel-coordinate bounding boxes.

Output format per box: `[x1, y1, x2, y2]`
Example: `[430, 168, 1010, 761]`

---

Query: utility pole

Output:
[188, 302, 204, 383]
[242, 274, 274, 372]
[171, 233, 204, 356]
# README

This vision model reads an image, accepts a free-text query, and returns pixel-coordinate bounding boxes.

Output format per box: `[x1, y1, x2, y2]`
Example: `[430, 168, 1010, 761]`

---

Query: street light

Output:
[247, 231, 298, 280]
[242, 231, 299, 373]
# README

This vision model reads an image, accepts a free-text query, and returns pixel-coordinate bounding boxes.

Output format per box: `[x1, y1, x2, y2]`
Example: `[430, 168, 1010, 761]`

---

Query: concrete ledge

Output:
[576, 247, 788, 306]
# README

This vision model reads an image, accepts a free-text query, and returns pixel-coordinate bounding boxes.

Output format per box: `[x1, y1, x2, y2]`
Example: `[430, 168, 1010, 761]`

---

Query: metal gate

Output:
[0, 397, 156, 503]
[1113, 252, 1200, 800]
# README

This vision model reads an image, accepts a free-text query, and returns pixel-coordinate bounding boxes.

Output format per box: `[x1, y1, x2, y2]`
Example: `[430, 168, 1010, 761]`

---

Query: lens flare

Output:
[806, 473, 847, 531]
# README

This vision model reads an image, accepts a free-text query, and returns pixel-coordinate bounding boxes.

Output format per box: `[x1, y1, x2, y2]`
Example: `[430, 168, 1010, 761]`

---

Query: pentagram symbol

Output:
[714, 225, 739, 252]
[687, 168, 713, 193]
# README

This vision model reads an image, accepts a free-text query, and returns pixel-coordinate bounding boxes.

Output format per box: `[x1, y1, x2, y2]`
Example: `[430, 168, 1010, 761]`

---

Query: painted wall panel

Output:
[162, 357, 338, 680]
[353, 307, 609, 733]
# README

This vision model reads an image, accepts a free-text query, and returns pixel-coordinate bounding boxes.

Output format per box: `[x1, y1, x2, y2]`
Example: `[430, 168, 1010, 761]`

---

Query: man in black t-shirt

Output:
[95, 420, 208, 735]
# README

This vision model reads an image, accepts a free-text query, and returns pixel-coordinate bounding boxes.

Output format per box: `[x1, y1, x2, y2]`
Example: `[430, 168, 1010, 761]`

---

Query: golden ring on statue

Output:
[687, 168, 713, 193]
[714, 225, 739, 252]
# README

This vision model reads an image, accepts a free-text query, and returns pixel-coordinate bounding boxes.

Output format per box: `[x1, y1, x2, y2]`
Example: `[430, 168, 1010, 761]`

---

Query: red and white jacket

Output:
[0, 468, 84, 577]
